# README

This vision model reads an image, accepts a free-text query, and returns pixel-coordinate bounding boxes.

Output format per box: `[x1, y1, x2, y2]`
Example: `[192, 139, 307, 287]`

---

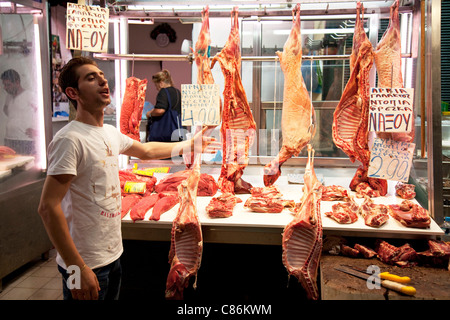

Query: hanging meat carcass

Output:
[184, 6, 219, 168]
[332, 2, 387, 196]
[194, 6, 215, 87]
[120, 77, 148, 141]
[263, 4, 315, 187]
[165, 154, 203, 300]
[210, 6, 256, 195]
[282, 144, 323, 300]
[374, 0, 414, 143]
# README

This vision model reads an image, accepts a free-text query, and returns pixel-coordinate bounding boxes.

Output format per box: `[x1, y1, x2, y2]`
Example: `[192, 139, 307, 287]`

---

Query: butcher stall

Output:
[53, 0, 449, 300]
[0, 0, 54, 291]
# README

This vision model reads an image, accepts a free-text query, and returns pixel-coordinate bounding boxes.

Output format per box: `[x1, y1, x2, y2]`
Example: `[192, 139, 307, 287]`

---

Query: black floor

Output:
[119, 240, 309, 302]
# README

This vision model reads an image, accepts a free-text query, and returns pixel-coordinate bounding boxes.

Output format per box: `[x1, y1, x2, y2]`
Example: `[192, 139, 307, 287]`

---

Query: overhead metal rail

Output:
[93, 52, 412, 62]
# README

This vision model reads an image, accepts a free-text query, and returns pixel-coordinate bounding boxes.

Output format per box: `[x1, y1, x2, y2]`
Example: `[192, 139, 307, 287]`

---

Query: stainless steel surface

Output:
[427, 0, 443, 224]
[0, 178, 52, 288]
[94, 53, 413, 62]
[108, 2, 413, 19]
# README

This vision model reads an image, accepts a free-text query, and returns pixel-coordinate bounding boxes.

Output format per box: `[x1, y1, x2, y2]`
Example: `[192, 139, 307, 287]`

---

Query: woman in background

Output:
[146, 69, 183, 142]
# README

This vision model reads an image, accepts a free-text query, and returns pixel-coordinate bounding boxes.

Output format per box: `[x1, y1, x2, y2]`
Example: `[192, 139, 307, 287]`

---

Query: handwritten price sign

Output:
[66, 3, 109, 52]
[368, 138, 415, 182]
[181, 84, 221, 126]
[368, 88, 414, 133]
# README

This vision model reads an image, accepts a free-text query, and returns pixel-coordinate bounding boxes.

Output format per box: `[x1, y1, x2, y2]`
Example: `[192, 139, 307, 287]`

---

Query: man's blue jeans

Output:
[58, 259, 122, 300]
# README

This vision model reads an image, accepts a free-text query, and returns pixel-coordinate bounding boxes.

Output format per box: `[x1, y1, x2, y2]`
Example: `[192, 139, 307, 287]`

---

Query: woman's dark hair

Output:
[58, 56, 97, 109]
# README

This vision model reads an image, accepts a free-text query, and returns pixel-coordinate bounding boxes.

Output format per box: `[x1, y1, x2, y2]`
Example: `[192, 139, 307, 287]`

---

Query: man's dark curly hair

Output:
[1, 69, 21, 83]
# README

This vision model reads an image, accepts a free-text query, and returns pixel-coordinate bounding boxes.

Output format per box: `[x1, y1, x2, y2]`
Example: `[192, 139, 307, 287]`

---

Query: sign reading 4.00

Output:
[181, 84, 221, 126]
[368, 138, 415, 183]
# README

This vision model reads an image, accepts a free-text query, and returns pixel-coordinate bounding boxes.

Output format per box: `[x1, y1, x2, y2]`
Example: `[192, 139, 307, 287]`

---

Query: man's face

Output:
[2, 79, 19, 96]
[73, 64, 111, 110]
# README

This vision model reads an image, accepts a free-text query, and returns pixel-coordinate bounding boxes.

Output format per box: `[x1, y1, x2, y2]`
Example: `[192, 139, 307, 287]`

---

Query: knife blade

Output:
[342, 265, 411, 284]
[335, 267, 416, 296]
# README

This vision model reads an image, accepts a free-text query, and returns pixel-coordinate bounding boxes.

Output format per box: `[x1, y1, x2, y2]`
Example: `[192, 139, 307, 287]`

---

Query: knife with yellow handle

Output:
[379, 279, 416, 296]
[335, 266, 416, 296]
[379, 272, 411, 284]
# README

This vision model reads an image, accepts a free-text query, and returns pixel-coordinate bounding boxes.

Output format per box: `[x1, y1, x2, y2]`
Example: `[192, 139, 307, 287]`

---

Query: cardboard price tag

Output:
[368, 138, 415, 182]
[181, 84, 221, 126]
[368, 87, 414, 133]
[66, 3, 109, 53]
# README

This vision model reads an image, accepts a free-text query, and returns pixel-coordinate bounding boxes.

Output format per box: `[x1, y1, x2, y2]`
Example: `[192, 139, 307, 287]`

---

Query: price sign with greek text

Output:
[66, 3, 109, 52]
[368, 138, 415, 182]
[368, 88, 414, 133]
[181, 84, 221, 126]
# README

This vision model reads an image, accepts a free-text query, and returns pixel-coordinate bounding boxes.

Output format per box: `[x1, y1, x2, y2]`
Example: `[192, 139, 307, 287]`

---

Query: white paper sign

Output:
[368, 138, 415, 182]
[181, 84, 221, 126]
[368, 87, 414, 133]
[66, 3, 109, 52]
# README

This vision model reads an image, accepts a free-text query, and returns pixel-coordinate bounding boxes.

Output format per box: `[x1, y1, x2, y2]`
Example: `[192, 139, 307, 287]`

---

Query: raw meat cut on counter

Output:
[119, 77, 148, 141]
[388, 200, 430, 228]
[395, 182, 416, 200]
[205, 192, 240, 218]
[358, 196, 389, 227]
[332, 2, 387, 197]
[244, 185, 295, 213]
[417, 240, 450, 270]
[165, 155, 203, 300]
[250, 185, 283, 198]
[244, 197, 285, 213]
[324, 197, 359, 224]
[119, 169, 157, 193]
[263, 4, 315, 187]
[376, 240, 417, 267]
[282, 144, 323, 300]
[340, 244, 360, 257]
[354, 243, 378, 258]
[338, 243, 377, 258]
[211, 7, 256, 195]
[129, 193, 159, 221]
[322, 185, 350, 201]
[120, 194, 141, 219]
[150, 193, 179, 221]
[155, 170, 218, 196]
[374, 0, 414, 143]
[0, 146, 16, 159]
[354, 181, 381, 198]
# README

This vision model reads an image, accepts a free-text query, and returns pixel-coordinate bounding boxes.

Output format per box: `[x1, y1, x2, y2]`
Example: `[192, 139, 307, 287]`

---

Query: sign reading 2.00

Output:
[181, 84, 221, 126]
[368, 138, 415, 183]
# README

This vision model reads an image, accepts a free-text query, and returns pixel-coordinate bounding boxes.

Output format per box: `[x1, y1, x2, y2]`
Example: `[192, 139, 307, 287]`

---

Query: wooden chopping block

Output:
[320, 254, 450, 300]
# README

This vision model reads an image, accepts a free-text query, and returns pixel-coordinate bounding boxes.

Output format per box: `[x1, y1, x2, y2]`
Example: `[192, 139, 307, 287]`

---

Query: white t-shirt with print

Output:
[47, 120, 134, 270]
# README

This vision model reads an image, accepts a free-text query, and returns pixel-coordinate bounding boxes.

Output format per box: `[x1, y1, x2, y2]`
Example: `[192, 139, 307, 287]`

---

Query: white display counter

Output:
[121, 170, 443, 244]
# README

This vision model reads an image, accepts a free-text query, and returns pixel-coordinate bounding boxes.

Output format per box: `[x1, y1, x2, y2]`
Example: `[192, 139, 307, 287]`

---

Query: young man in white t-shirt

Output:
[38, 57, 219, 300]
